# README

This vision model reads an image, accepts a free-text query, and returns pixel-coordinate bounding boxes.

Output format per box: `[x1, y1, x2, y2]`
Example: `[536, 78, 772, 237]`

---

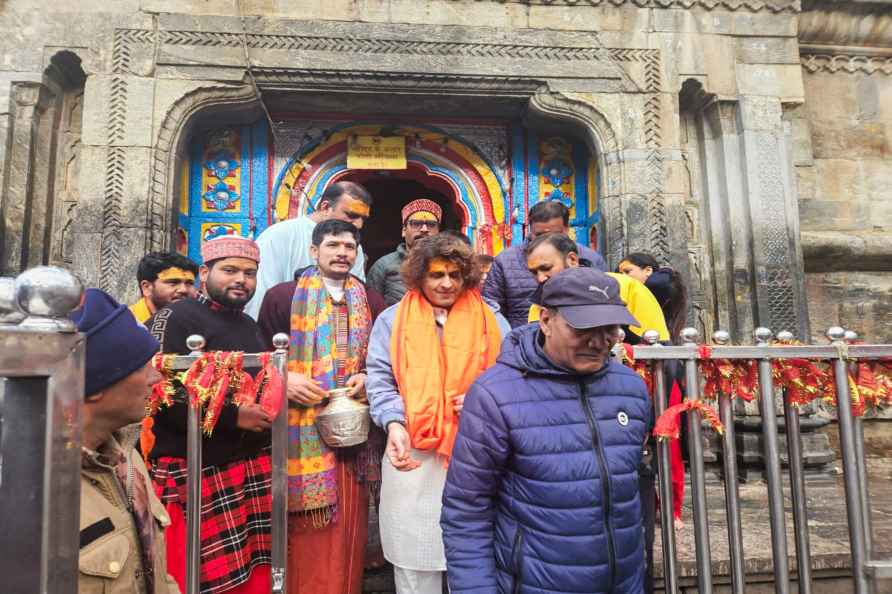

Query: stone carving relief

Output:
[55, 90, 84, 265]
[800, 54, 892, 76]
[446, 0, 799, 12]
[104, 25, 666, 289]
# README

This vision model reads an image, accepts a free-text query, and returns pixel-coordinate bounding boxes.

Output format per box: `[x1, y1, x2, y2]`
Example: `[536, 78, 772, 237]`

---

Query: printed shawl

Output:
[287, 266, 371, 523]
[390, 289, 502, 463]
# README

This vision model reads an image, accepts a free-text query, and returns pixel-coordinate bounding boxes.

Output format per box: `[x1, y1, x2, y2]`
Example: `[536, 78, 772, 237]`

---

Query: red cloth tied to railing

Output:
[143, 350, 285, 441]
[635, 341, 892, 444]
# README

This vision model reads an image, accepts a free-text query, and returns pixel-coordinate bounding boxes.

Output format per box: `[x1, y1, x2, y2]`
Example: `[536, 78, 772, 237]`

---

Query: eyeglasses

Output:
[406, 220, 440, 231]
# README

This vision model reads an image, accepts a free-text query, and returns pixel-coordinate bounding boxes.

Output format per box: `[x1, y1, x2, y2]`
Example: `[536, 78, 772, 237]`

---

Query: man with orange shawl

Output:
[366, 233, 510, 594]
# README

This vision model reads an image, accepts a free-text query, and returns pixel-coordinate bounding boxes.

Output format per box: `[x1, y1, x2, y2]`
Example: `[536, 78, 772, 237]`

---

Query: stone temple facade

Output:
[0, 0, 890, 345]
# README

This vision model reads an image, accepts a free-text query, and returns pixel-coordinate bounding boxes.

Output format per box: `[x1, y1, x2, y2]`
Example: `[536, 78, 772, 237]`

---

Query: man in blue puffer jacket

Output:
[442, 267, 651, 594]
[483, 200, 607, 328]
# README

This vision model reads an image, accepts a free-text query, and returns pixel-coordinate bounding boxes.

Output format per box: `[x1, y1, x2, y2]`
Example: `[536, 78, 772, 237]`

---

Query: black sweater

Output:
[147, 296, 269, 467]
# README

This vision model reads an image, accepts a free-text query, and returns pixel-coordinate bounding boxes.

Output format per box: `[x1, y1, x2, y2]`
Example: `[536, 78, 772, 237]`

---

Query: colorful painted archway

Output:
[176, 118, 604, 263]
[271, 123, 510, 254]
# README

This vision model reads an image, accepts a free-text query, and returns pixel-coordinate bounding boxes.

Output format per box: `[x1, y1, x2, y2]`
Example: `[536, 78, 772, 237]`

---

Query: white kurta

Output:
[244, 215, 366, 319]
[379, 449, 449, 571]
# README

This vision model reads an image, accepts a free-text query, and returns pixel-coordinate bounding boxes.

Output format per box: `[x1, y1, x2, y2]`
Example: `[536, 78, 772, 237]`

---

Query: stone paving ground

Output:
[653, 455, 892, 591]
[362, 456, 892, 593]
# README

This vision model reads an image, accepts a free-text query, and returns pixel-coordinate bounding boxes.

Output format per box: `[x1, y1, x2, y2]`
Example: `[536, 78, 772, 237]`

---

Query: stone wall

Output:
[797, 1, 892, 342]
[0, 0, 885, 345]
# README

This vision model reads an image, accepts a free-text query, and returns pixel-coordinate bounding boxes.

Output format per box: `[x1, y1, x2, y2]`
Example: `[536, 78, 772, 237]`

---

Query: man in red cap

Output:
[147, 234, 273, 594]
[367, 198, 442, 306]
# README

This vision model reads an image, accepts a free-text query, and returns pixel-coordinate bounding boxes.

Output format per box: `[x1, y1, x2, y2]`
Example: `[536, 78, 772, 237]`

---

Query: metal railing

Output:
[171, 334, 290, 594]
[0, 267, 85, 593]
[0, 267, 291, 594]
[633, 326, 892, 594]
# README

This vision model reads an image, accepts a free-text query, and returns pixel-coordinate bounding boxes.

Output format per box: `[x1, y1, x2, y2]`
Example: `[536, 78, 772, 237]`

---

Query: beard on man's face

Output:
[206, 278, 254, 308]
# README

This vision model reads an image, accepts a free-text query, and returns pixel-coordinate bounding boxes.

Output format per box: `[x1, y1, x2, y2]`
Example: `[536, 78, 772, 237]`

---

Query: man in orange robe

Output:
[366, 233, 511, 594]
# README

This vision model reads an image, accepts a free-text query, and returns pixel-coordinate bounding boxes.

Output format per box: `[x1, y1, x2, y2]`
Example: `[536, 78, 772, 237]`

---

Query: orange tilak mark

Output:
[342, 197, 370, 218]
[428, 258, 460, 275]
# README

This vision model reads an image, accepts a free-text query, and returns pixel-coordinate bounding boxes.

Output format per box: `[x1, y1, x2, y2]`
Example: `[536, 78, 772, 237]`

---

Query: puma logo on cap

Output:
[588, 285, 610, 300]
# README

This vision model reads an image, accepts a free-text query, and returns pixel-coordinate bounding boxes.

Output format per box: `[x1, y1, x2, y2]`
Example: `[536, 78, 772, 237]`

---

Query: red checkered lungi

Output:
[152, 449, 272, 594]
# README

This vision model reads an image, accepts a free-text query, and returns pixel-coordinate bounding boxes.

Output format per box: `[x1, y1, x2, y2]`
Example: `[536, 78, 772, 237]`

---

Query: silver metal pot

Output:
[315, 387, 370, 448]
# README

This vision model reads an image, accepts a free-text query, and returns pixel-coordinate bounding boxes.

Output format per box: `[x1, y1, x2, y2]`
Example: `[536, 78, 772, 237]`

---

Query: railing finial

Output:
[826, 326, 845, 343]
[186, 334, 206, 353]
[272, 333, 290, 351]
[776, 330, 794, 343]
[712, 330, 731, 345]
[642, 329, 661, 345]
[754, 327, 773, 345]
[13, 266, 83, 331]
[680, 327, 699, 344]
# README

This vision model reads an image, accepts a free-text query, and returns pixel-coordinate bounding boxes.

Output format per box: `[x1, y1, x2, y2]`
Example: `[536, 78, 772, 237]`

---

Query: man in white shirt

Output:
[245, 181, 373, 318]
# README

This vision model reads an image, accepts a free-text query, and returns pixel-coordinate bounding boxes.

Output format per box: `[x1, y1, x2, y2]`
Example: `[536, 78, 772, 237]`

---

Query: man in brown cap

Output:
[367, 198, 442, 306]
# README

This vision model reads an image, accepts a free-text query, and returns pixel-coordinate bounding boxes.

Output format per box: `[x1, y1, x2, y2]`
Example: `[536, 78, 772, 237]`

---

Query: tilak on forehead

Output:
[341, 196, 371, 218]
[156, 267, 195, 282]
[428, 257, 460, 275]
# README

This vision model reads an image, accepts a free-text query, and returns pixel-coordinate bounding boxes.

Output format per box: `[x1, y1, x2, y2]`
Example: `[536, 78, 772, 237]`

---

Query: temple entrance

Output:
[335, 167, 462, 269]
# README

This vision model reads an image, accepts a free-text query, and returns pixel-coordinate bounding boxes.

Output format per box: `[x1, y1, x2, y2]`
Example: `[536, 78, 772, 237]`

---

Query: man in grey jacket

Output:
[483, 200, 607, 328]
[366, 199, 442, 306]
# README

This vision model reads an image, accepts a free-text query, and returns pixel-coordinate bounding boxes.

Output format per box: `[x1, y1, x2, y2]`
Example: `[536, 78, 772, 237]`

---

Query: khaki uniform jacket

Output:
[79, 431, 180, 594]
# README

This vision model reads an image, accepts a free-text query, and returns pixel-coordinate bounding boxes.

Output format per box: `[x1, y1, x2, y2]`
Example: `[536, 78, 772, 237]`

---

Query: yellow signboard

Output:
[347, 136, 407, 170]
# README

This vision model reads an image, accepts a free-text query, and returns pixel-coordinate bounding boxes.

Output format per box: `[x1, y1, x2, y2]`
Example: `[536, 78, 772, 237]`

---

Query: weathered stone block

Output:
[814, 158, 865, 204]
[803, 73, 857, 122]
[735, 37, 799, 65]
[390, 0, 529, 29]
[730, 12, 797, 37]
[700, 35, 738, 98]
[796, 165, 816, 200]
[810, 119, 890, 160]
[141, 0, 239, 16]
[528, 5, 623, 32]
[736, 64, 804, 99]
[69, 231, 103, 289]
[76, 145, 153, 231]
[799, 199, 869, 231]
[81, 74, 156, 148]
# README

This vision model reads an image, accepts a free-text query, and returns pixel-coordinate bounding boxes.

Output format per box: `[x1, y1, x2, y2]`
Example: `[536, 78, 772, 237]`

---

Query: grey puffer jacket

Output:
[482, 240, 607, 328]
[366, 243, 408, 307]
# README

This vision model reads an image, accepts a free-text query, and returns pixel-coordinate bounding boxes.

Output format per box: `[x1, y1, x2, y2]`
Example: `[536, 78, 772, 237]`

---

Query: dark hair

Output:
[524, 232, 578, 258]
[319, 181, 373, 209]
[529, 200, 569, 226]
[475, 254, 495, 266]
[311, 218, 360, 246]
[136, 252, 199, 285]
[401, 233, 481, 291]
[621, 252, 689, 343]
[439, 229, 472, 246]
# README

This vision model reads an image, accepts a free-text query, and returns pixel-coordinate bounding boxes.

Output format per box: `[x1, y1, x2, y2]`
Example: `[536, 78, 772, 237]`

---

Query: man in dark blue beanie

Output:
[71, 288, 180, 594]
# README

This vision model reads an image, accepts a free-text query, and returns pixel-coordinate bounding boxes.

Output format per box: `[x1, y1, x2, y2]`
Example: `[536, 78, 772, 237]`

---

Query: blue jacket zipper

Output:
[578, 381, 616, 593]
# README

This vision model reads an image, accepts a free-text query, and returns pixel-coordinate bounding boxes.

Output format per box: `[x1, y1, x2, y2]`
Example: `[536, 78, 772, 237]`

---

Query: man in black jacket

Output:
[147, 234, 273, 594]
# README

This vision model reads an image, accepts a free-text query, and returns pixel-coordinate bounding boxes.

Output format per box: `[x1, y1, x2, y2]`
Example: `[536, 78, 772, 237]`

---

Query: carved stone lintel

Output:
[800, 53, 892, 75]
[446, 0, 800, 12]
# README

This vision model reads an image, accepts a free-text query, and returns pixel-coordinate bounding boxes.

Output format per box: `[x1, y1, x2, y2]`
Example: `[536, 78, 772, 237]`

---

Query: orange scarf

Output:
[390, 289, 502, 462]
